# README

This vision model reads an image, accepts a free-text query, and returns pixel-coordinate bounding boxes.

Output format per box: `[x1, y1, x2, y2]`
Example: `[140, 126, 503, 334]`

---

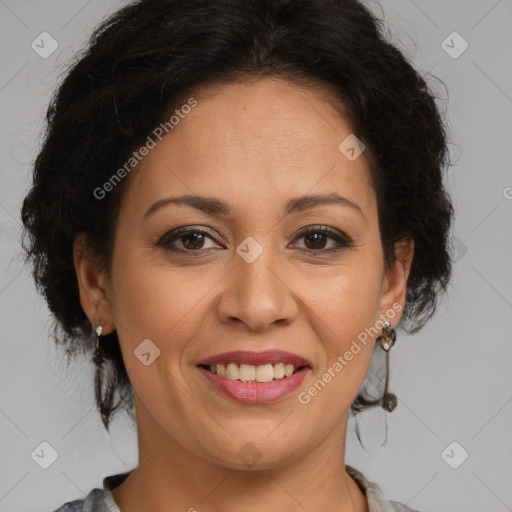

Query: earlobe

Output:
[379, 238, 414, 319]
[73, 233, 113, 332]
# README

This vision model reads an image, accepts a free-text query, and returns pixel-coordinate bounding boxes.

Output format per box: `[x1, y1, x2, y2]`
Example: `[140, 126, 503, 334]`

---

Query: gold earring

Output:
[376, 321, 398, 412]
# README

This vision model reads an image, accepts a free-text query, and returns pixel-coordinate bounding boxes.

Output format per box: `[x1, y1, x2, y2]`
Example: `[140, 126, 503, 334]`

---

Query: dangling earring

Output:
[352, 319, 398, 453]
[94, 323, 104, 365]
[376, 320, 398, 412]
[92, 322, 116, 429]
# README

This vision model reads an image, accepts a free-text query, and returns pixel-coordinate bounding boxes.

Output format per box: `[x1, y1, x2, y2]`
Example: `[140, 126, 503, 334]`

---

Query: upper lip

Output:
[197, 350, 312, 368]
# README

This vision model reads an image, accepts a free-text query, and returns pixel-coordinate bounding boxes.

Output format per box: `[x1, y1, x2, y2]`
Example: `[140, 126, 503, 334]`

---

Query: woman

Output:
[21, 0, 453, 510]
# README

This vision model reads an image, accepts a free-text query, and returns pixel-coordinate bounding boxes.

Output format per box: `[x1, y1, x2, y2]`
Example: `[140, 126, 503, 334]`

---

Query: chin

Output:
[202, 435, 305, 471]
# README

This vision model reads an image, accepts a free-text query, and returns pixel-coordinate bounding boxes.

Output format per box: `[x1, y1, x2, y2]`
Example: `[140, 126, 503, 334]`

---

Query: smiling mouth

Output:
[198, 362, 308, 383]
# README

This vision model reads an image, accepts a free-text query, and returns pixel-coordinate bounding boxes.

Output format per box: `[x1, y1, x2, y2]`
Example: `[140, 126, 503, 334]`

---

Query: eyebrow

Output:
[143, 193, 365, 220]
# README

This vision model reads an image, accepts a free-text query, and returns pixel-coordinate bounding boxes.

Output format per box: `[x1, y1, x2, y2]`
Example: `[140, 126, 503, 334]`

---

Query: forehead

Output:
[120, 77, 376, 221]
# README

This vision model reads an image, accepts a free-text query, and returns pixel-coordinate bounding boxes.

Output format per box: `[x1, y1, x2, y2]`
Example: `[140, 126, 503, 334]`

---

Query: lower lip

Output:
[197, 366, 310, 403]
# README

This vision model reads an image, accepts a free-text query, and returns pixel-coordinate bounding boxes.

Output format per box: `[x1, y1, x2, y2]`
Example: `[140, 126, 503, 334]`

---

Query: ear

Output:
[378, 238, 414, 323]
[73, 233, 114, 333]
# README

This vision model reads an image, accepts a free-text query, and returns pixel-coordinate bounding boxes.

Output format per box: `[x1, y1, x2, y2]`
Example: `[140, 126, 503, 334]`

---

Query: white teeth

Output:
[239, 363, 256, 382]
[226, 363, 239, 380]
[256, 364, 274, 383]
[209, 362, 302, 382]
[273, 363, 285, 379]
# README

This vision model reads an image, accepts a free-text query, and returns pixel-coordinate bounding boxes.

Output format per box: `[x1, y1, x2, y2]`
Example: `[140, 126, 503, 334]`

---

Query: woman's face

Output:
[76, 77, 411, 469]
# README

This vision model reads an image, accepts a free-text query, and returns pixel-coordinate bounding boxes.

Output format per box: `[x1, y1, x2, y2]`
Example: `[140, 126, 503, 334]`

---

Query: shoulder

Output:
[52, 488, 109, 512]
[51, 471, 131, 512]
[387, 500, 422, 512]
[346, 465, 423, 512]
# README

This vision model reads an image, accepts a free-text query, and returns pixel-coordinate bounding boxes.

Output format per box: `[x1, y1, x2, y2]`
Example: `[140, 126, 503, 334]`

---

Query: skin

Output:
[74, 77, 414, 512]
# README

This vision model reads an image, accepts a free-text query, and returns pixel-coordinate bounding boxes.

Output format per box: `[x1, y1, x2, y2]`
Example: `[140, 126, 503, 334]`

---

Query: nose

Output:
[215, 246, 298, 332]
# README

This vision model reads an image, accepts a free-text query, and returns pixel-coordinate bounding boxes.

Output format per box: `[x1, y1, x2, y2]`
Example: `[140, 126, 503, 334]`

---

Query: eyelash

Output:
[155, 225, 355, 256]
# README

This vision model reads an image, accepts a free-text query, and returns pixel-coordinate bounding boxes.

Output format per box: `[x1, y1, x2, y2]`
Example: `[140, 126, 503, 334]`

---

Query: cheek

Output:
[108, 254, 219, 414]
[320, 262, 383, 336]
[300, 283, 380, 414]
[306, 256, 383, 390]
[109, 253, 221, 354]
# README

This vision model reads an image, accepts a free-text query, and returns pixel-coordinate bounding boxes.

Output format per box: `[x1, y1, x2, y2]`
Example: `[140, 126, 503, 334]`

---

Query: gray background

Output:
[1, 1, 511, 511]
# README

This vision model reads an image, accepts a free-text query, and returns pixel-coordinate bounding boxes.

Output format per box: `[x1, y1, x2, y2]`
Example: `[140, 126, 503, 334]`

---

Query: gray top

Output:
[52, 465, 421, 512]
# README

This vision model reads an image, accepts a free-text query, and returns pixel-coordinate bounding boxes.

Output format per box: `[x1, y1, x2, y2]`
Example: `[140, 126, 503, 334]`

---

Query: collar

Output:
[102, 465, 397, 512]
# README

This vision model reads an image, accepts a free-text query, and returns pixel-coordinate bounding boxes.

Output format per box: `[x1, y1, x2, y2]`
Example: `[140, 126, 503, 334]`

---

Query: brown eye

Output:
[156, 227, 221, 253]
[293, 226, 354, 256]
[303, 231, 330, 250]
[156, 225, 354, 257]
[180, 232, 206, 250]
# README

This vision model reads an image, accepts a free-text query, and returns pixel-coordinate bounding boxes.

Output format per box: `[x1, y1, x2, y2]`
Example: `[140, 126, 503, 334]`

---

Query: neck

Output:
[111, 397, 368, 512]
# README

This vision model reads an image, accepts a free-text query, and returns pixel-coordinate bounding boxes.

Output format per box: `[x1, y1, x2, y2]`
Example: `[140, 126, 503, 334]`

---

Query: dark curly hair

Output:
[20, 0, 454, 430]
